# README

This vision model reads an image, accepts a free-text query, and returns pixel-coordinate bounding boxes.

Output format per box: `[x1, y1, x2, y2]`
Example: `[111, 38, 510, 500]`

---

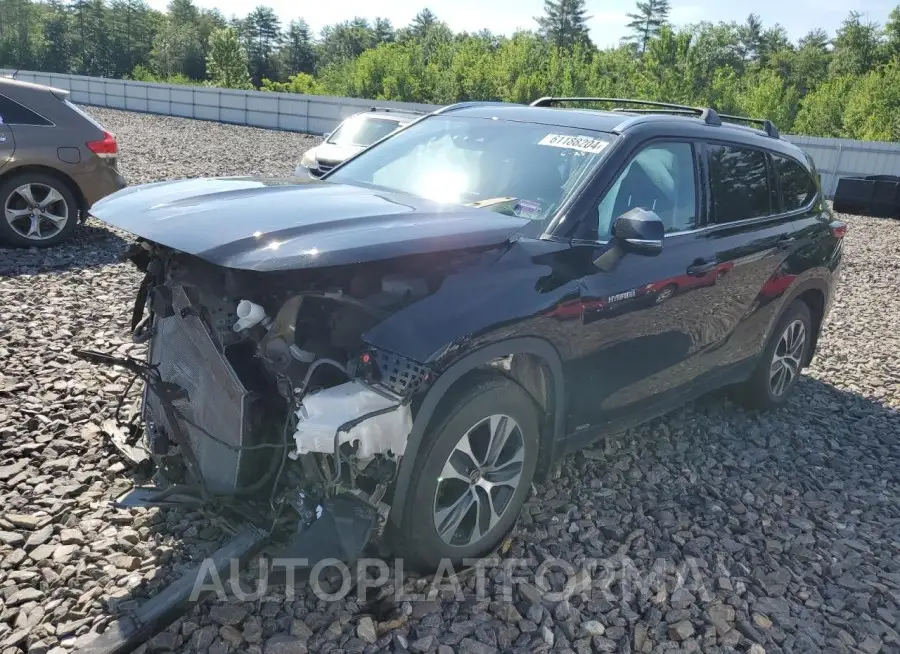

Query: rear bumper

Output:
[74, 163, 127, 208]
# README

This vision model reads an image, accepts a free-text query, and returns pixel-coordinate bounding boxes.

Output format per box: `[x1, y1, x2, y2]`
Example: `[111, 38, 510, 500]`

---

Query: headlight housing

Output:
[299, 149, 317, 170]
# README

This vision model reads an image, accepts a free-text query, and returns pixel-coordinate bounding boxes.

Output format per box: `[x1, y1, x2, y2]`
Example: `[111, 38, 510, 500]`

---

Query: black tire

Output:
[0, 173, 79, 247]
[734, 300, 812, 410]
[391, 375, 541, 571]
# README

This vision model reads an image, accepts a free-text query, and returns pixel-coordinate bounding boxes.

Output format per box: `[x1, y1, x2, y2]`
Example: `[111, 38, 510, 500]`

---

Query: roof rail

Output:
[433, 100, 517, 115]
[368, 106, 427, 115]
[530, 97, 723, 127]
[718, 113, 780, 138]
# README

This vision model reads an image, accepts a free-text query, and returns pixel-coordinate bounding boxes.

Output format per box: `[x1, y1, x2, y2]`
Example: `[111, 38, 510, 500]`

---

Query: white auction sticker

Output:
[538, 133, 608, 154]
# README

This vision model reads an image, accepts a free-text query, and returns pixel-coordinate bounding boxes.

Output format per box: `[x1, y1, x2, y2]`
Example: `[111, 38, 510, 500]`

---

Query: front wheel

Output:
[391, 375, 540, 571]
[734, 300, 812, 410]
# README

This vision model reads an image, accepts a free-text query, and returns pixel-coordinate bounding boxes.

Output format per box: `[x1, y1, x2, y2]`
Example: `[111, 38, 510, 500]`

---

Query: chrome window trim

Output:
[571, 200, 818, 247]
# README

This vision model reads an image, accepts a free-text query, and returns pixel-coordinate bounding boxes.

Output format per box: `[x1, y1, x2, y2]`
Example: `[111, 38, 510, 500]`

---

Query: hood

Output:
[90, 177, 529, 272]
[311, 142, 364, 164]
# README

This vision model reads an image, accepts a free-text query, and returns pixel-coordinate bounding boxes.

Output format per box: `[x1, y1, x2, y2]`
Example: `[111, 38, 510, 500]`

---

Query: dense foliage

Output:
[1, 0, 899, 141]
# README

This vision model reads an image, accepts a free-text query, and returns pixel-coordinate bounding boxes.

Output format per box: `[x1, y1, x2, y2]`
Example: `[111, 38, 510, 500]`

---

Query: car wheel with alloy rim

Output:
[733, 299, 812, 410]
[0, 173, 78, 247]
[391, 375, 540, 571]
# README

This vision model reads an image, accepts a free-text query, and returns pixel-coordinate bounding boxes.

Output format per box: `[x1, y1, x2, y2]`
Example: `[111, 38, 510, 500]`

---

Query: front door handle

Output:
[687, 259, 718, 276]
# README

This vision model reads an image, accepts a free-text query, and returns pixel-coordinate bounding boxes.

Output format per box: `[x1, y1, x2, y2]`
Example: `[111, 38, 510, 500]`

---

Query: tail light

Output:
[86, 131, 117, 159]
[830, 221, 848, 239]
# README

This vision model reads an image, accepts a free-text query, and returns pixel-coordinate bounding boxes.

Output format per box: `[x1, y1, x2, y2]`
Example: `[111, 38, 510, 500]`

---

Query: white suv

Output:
[296, 108, 424, 178]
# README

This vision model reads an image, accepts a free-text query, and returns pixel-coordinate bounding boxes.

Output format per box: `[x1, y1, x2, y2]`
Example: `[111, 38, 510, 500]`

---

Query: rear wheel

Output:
[734, 300, 812, 410]
[0, 173, 78, 247]
[392, 375, 540, 571]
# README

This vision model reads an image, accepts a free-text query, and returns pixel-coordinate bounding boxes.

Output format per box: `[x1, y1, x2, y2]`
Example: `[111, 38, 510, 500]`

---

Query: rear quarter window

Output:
[707, 144, 772, 223]
[773, 154, 817, 212]
[0, 94, 53, 126]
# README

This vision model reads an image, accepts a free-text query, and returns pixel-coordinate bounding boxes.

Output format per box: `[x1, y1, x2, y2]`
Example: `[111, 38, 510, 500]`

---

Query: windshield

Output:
[327, 115, 404, 147]
[326, 115, 611, 221]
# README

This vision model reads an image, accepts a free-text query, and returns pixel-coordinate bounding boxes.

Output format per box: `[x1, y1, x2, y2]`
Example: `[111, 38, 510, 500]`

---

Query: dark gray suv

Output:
[0, 76, 126, 247]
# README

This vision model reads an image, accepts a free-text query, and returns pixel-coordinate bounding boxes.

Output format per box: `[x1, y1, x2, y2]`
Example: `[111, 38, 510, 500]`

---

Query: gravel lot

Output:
[0, 107, 898, 654]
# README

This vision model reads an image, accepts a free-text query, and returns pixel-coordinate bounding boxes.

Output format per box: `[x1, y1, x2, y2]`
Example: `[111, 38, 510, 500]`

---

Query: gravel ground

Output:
[0, 107, 898, 654]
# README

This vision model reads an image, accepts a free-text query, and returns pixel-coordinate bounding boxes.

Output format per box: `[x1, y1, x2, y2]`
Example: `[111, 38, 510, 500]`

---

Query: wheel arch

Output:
[777, 277, 830, 366]
[388, 337, 566, 526]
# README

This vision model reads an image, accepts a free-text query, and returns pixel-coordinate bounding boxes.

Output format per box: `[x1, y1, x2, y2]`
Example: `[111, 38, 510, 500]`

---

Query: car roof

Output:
[440, 103, 810, 164]
[0, 76, 69, 98]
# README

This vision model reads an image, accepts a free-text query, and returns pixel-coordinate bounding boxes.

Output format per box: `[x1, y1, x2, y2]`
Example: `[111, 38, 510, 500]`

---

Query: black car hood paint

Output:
[90, 177, 529, 271]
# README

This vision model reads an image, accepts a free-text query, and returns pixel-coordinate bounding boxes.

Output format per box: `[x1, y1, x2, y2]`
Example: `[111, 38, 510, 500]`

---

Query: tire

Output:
[734, 300, 812, 410]
[391, 375, 541, 571]
[0, 173, 79, 247]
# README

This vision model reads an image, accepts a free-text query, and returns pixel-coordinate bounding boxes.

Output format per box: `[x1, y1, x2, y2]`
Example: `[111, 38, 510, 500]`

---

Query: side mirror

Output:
[612, 207, 664, 255]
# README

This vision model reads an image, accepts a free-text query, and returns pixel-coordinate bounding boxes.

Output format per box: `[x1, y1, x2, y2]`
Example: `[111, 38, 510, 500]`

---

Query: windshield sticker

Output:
[514, 200, 542, 217]
[538, 133, 608, 154]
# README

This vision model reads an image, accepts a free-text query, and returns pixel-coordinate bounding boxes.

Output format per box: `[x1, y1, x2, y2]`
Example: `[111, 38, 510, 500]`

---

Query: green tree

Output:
[842, 60, 900, 142]
[626, 0, 670, 54]
[206, 26, 251, 88]
[40, 0, 71, 72]
[829, 10, 883, 77]
[885, 6, 900, 58]
[535, 0, 591, 50]
[242, 5, 281, 85]
[373, 17, 394, 45]
[736, 68, 799, 132]
[409, 8, 438, 39]
[738, 13, 763, 61]
[793, 75, 855, 137]
[318, 18, 376, 68]
[151, 19, 202, 78]
[281, 19, 315, 75]
[262, 71, 326, 94]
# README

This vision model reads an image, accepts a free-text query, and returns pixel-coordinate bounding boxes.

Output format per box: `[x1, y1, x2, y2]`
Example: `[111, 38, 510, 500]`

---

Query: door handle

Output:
[777, 236, 796, 250]
[687, 259, 718, 276]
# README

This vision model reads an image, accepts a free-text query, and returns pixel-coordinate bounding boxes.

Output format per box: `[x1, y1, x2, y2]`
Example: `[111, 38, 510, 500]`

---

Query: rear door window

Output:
[0, 94, 52, 126]
[773, 154, 817, 212]
[707, 145, 772, 223]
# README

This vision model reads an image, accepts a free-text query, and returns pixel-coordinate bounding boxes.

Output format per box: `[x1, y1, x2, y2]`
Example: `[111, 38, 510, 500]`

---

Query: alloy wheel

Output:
[769, 319, 806, 397]
[4, 183, 70, 242]
[432, 414, 525, 547]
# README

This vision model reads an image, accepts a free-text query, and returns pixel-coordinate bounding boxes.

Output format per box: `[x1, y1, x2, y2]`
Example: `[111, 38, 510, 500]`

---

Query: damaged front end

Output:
[78, 238, 445, 567]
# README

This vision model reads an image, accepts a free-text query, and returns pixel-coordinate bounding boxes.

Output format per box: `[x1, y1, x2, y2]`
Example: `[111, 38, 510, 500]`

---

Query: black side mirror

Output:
[612, 207, 665, 255]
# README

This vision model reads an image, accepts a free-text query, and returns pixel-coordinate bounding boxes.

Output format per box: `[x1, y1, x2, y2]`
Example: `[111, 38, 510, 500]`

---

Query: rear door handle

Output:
[687, 259, 718, 276]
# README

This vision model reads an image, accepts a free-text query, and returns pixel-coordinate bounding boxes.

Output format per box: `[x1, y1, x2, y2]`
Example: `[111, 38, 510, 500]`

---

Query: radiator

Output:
[143, 285, 252, 492]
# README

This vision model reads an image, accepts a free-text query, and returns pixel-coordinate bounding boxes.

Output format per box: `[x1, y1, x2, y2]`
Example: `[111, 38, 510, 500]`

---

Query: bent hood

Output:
[90, 177, 529, 271]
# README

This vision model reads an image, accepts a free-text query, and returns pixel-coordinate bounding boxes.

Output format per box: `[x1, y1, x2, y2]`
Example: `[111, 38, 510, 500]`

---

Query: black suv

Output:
[85, 97, 845, 571]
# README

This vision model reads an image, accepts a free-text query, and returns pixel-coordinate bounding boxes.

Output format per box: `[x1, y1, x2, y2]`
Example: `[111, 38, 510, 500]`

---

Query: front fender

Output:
[388, 337, 566, 527]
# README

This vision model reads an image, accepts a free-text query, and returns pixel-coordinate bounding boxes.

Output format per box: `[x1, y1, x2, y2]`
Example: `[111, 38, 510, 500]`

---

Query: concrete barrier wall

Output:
[0, 69, 436, 136]
[3, 69, 899, 197]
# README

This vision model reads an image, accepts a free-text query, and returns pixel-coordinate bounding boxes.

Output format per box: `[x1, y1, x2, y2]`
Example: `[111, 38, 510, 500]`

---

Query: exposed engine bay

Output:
[76, 238, 474, 556]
